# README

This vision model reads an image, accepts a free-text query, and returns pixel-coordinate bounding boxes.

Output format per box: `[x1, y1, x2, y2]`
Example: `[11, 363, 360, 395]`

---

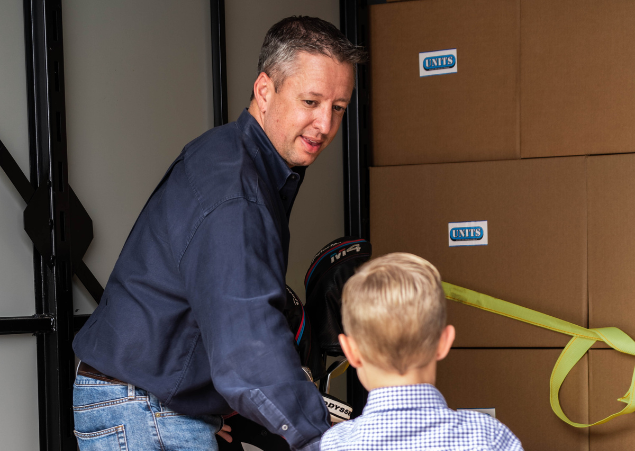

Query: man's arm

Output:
[179, 197, 330, 450]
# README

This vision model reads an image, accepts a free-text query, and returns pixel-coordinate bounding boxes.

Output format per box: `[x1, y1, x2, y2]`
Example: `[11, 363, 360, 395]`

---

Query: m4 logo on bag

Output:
[330, 244, 361, 263]
[448, 221, 488, 247]
[419, 49, 458, 77]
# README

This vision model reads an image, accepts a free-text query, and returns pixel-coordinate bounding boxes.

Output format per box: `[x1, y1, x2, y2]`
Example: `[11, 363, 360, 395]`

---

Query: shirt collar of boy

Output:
[362, 384, 448, 416]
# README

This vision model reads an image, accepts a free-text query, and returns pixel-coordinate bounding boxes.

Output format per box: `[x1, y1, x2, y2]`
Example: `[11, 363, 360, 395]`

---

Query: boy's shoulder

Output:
[453, 410, 524, 451]
[320, 385, 523, 451]
[320, 414, 364, 451]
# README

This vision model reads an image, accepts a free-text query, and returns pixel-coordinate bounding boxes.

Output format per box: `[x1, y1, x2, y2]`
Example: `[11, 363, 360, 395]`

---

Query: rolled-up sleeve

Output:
[179, 197, 330, 450]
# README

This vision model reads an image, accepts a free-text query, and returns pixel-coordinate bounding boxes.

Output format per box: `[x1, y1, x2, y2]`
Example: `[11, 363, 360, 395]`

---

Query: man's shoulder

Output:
[180, 122, 260, 212]
[181, 121, 248, 172]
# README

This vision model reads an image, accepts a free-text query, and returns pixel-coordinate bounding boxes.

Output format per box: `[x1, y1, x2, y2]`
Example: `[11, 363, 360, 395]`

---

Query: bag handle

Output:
[442, 282, 635, 427]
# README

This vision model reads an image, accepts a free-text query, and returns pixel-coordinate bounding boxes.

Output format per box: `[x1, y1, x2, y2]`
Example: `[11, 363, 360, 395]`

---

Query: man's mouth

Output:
[301, 136, 322, 152]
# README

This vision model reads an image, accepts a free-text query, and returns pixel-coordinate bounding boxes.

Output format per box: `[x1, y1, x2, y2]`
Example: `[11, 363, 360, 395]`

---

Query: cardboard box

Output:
[522, 0, 635, 158]
[589, 349, 635, 451]
[437, 349, 589, 451]
[369, 0, 520, 166]
[370, 157, 587, 347]
[588, 154, 635, 341]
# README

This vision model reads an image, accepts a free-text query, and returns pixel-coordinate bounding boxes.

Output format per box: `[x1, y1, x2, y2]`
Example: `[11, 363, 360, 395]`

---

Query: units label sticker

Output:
[419, 49, 457, 77]
[448, 220, 488, 247]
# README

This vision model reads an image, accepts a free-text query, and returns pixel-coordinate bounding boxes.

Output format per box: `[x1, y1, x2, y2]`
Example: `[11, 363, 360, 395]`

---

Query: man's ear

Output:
[252, 72, 273, 113]
[435, 325, 455, 362]
[339, 334, 363, 369]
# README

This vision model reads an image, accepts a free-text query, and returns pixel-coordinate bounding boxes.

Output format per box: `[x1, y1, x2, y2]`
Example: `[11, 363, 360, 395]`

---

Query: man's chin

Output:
[284, 149, 321, 168]
[297, 155, 319, 167]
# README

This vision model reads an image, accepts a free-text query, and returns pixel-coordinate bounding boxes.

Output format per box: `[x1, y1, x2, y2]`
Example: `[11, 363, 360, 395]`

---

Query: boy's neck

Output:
[359, 359, 437, 391]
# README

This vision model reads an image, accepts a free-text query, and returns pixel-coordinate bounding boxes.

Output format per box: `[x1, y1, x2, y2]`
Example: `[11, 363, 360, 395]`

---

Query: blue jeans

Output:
[73, 374, 222, 451]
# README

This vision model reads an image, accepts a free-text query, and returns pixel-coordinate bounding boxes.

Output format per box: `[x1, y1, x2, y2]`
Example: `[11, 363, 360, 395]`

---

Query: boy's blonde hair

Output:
[341, 252, 446, 374]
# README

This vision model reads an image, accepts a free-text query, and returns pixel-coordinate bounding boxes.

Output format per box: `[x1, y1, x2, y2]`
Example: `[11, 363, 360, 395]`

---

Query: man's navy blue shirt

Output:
[73, 110, 330, 450]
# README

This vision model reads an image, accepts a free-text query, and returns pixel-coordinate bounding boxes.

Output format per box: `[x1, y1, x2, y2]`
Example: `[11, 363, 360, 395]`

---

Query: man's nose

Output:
[313, 105, 332, 136]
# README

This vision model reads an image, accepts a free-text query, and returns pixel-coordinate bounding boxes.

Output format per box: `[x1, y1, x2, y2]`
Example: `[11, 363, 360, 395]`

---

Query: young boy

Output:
[320, 253, 523, 451]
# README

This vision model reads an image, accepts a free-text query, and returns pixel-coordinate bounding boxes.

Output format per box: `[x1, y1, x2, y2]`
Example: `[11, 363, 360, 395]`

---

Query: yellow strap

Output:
[443, 282, 635, 427]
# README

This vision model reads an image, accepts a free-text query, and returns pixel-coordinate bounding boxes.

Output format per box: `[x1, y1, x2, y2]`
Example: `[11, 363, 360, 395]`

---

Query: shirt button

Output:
[281, 195, 287, 200]
[281, 424, 288, 431]
[290, 174, 298, 181]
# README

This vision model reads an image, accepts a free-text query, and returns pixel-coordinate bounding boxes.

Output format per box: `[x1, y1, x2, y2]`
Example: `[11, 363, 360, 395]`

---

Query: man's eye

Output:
[333, 105, 346, 113]
[304, 100, 316, 106]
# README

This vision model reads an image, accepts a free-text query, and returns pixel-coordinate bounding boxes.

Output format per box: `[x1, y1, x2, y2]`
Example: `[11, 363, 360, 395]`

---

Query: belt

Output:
[78, 362, 128, 385]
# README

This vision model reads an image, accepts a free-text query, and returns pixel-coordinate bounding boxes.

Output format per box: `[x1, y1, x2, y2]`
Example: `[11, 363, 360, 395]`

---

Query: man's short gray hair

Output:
[251, 16, 367, 99]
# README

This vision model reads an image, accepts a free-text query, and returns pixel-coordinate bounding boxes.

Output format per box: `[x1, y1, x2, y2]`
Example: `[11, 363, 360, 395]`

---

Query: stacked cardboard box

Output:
[370, 158, 590, 450]
[521, 0, 635, 158]
[588, 350, 635, 451]
[370, 158, 587, 348]
[368, 0, 635, 449]
[370, 0, 520, 165]
[588, 155, 635, 343]
[586, 155, 635, 447]
[436, 350, 588, 450]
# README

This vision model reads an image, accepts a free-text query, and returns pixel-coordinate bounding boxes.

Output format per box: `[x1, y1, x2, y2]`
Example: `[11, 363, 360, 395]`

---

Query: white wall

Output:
[0, 1, 40, 448]
[0, 0, 36, 317]
[1, 1, 213, 447]
[62, 0, 214, 314]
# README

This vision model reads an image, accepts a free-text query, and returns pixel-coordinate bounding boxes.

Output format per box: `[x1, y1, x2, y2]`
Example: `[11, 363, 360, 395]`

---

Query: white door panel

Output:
[0, 0, 35, 318]
[62, 0, 214, 314]
[0, 336, 39, 450]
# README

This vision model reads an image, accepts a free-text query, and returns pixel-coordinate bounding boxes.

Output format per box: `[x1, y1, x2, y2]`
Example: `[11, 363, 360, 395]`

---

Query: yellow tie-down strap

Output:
[443, 282, 635, 427]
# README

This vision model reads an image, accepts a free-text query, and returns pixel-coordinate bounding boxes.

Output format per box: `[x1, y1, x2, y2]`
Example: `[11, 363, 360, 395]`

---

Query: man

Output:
[72, 16, 364, 451]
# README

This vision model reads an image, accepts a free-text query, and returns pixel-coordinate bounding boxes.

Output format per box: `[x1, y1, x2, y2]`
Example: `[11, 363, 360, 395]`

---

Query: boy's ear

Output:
[339, 334, 363, 369]
[435, 325, 456, 362]
[252, 72, 273, 113]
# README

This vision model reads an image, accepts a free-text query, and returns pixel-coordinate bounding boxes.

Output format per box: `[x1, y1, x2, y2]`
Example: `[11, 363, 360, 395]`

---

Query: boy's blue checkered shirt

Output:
[320, 384, 523, 451]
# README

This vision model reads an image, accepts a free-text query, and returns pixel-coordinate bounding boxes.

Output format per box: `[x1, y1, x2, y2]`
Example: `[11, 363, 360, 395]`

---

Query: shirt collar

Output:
[362, 384, 448, 415]
[236, 109, 306, 192]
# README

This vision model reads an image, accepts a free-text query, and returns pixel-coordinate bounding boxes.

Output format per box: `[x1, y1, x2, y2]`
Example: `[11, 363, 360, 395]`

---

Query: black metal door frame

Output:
[0, 0, 369, 447]
[340, 0, 371, 418]
[0, 1, 97, 450]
